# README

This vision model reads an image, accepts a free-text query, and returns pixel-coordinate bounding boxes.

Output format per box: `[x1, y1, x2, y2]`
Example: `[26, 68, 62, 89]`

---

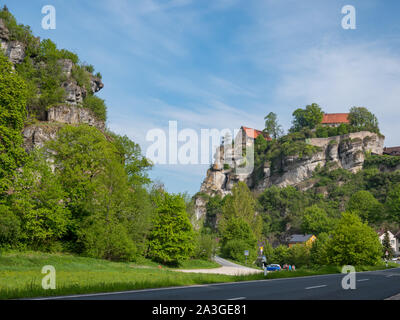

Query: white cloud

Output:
[274, 42, 400, 145]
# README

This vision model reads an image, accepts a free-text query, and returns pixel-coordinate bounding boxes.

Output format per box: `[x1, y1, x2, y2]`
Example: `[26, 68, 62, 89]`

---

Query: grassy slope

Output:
[0, 252, 397, 299]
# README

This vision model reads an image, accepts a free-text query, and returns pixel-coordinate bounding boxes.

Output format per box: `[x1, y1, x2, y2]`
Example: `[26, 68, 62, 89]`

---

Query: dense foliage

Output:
[0, 53, 28, 192]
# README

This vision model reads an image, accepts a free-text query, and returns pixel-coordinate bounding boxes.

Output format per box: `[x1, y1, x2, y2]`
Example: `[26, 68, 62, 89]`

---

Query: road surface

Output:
[34, 266, 400, 300]
[174, 256, 262, 276]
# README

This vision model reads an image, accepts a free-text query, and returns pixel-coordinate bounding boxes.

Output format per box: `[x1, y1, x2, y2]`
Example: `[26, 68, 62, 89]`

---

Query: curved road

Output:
[34, 267, 400, 300]
[175, 256, 262, 276]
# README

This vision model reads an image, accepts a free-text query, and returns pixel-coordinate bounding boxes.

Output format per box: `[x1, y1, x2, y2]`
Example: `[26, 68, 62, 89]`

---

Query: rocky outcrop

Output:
[0, 19, 25, 64]
[90, 75, 104, 93]
[62, 80, 87, 105]
[47, 105, 105, 130]
[0, 18, 104, 106]
[195, 131, 385, 220]
[23, 124, 62, 153]
[23, 106, 105, 151]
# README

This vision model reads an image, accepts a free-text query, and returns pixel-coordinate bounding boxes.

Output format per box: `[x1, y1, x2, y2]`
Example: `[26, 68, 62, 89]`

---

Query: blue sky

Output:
[4, 0, 400, 195]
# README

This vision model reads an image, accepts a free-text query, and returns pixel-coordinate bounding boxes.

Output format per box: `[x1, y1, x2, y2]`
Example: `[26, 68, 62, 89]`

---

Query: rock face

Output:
[195, 131, 385, 220]
[47, 105, 105, 130]
[23, 124, 61, 153]
[0, 18, 104, 106]
[23, 106, 105, 152]
[0, 19, 25, 64]
[62, 80, 87, 106]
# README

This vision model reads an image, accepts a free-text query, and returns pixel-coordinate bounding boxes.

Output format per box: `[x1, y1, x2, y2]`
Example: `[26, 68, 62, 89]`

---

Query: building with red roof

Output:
[235, 126, 271, 149]
[321, 113, 350, 127]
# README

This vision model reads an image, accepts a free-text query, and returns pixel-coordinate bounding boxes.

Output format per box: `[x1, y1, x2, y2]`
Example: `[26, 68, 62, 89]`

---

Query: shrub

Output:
[78, 219, 137, 262]
[220, 217, 258, 263]
[221, 239, 258, 263]
[193, 233, 217, 260]
[148, 193, 195, 265]
[326, 212, 382, 266]
[71, 65, 91, 93]
[82, 95, 107, 121]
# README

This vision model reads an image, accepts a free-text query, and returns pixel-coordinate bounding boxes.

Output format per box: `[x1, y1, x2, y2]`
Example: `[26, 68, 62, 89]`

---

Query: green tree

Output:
[205, 195, 224, 232]
[264, 112, 283, 139]
[193, 232, 217, 260]
[220, 217, 258, 263]
[272, 245, 290, 265]
[0, 204, 21, 247]
[111, 133, 153, 187]
[310, 232, 330, 266]
[291, 103, 324, 131]
[301, 205, 333, 235]
[327, 212, 382, 266]
[287, 244, 311, 267]
[148, 193, 195, 265]
[7, 151, 71, 250]
[45, 125, 119, 221]
[381, 230, 394, 260]
[348, 107, 379, 132]
[220, 182, 262, 238]
[0, 53, 28, 192]
[347, 190, 384, 223]
[386, 184, 400, 223]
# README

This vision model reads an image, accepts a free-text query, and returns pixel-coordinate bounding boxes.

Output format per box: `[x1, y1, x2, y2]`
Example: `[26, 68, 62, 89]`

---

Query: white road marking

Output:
[357, 279, 369, 282]
[227, 297, 246, 300]
[305, 285, 327, 290]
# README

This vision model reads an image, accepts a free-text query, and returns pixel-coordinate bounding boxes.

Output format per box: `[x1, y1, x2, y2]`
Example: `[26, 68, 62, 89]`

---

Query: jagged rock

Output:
[23, 124, 61, 152]
[195, 131, 385, 220]
[47, 105, 105, 131]
[62, 80, 87, 105]
[90, 75, 104, 93]
[194, 196, 208, 220]
[0, 18, 9, 40]
[1, 40, 25, 64]
[58, 59, 73, 77]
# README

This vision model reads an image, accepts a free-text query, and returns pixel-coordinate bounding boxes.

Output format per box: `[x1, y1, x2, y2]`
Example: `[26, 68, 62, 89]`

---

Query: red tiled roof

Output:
[322, 113, 350, 124]
[242, 127, 272, 141]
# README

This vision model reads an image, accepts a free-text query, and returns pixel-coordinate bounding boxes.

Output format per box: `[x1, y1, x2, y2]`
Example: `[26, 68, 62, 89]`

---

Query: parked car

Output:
[266, 264, 281, 271]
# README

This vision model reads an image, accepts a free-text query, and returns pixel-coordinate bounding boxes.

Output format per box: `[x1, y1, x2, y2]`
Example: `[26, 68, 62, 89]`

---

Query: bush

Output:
[287, 244, 311, 267]
[220, 217, 258, 263]
[71, 65, 91, 93]
[221, 239, 257, 264]
[272, 245, 290, 265]
[82, 95, 107, 121]
[148, 193, 195, 265]
[0, 205, 21, 246]
[193, 233, 217, 260]
[78, 219, 137, 262]
[326, 212, 382, 266]
[310, 232, 330, 265]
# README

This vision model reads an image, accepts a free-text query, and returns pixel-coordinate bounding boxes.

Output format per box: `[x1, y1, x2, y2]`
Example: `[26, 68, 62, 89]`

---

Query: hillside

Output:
[0, 8, 202, 267]
[194, 106, 400, 247]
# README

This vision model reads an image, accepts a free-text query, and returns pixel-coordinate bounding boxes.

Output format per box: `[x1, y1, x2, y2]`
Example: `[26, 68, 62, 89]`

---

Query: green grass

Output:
[0, 251, 242, 299]
[0, 251, 397, 300]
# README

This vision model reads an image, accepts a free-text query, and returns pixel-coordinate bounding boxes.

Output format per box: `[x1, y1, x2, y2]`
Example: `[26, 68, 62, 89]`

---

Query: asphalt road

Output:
[36, 267, 400, 300]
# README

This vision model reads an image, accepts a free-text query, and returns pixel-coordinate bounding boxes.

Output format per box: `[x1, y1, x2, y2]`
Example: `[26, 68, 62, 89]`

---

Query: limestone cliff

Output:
[1, 17, 106, 152]
[195, 131, 385, 220]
